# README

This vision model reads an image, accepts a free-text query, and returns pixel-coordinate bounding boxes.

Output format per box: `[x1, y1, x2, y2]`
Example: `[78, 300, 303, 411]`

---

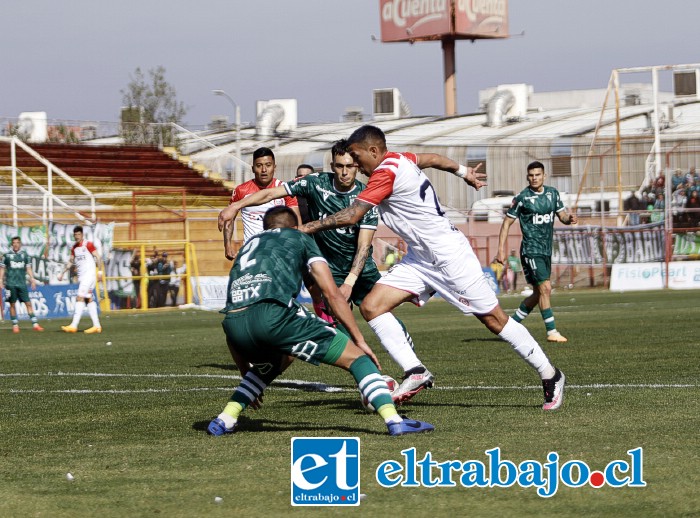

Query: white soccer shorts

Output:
[77, 275, 96, 299]
[377, 252, 499, 316]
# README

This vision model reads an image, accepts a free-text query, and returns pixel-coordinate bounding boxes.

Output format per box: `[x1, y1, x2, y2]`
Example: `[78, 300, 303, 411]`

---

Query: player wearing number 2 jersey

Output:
[207, 206, 434, 437]
[300, 125, 567, 411]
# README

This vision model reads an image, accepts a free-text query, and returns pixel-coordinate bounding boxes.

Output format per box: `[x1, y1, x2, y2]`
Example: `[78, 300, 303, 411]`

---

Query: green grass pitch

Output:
[0, 289, 697, 517]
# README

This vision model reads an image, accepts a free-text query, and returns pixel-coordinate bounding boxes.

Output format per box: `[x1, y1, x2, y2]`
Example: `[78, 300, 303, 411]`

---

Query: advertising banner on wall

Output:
[610, 261, 700, 291]
[552, 223, 665, 265]
[2, 284, 98, 320]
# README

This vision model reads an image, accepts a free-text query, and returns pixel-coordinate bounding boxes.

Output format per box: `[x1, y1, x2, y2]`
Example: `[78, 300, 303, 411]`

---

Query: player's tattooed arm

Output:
[223, 219, 236, 260]
[300, 200, 373, 234]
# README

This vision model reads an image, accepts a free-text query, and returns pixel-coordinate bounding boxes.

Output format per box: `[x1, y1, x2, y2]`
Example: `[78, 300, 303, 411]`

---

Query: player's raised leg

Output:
[360, 283, 435, 404]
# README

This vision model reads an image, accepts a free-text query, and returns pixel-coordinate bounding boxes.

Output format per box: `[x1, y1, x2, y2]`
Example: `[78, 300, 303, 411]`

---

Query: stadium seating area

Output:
[0, 142, 232, 205]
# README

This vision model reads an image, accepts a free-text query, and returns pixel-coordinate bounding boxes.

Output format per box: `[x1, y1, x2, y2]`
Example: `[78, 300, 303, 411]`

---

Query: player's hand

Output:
[218, 204, 240, 232]
[30, 279, 37, 290]
[57, 272, 64, 282]
[225, 245, 237, 262]
[495, 251, 507, 264]
[339, 283, 353, 301]
[569, 213, 578, 225]
[463, 163, 487, 191]
[97, 271, 103, 280]
[248, 393, 264, 410]
[356, 340, 382, 371]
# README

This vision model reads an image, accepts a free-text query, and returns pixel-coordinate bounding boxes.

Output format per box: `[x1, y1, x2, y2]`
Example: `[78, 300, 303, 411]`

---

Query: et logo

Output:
[290, 437, 360, 506]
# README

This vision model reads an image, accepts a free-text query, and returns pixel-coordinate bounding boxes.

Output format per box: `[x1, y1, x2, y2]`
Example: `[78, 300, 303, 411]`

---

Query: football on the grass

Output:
[360, 375, 397, 412]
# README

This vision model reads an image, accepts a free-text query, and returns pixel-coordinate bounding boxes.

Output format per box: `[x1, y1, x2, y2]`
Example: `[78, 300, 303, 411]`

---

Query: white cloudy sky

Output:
[2, 0, 699, 126]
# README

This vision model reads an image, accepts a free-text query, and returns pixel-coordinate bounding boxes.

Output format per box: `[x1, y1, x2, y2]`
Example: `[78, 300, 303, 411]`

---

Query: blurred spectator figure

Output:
[130, 250, 142, 308]
[672, 187, 687, 226]
[687, 190, 700, 227]
[489, 257, 505, 293]
[157, 252, 172, 307]
[685, 166, 698, 186]
[624, 191, 642, 226]
[147, 250, 159, 307]
[671, 169, 685, 190]
[651, 193, 665, 223]
[652, 170, 665, 194]
[169, 260, 185, 307]
[294, 163, 315, 224]
[507, 249, 522, 293]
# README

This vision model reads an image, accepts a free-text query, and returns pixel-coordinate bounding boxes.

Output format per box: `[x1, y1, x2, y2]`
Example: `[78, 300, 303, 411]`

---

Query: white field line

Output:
[0, 372, 697, 394]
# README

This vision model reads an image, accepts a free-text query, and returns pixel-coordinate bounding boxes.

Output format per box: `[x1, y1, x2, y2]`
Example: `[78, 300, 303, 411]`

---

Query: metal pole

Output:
[11, 137, 18, 227]
[652, 67, 661, 177]
[235, 104, 241, 184]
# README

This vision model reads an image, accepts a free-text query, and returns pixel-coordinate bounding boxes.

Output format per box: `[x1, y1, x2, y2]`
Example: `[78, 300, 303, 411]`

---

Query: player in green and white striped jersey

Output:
[497, 161, 578, 343]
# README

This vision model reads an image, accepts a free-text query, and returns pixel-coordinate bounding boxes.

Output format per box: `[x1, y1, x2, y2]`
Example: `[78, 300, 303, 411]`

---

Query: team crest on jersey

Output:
[315, 185, 336, 201]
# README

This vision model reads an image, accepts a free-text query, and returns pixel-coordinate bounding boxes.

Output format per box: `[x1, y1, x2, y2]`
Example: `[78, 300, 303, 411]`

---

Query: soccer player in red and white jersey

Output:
[300, 125, 566, 411]
[58, 225, 103, 334]
[226, 147, 299, 251]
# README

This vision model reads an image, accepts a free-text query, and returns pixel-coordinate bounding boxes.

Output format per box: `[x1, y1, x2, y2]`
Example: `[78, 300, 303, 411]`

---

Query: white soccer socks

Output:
[499, 317, 556, 380]
[367, 313, 422, 373]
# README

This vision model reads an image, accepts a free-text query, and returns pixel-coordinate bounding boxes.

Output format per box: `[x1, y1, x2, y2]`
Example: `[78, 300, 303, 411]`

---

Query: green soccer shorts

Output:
[6, 285, 30, 304]
[221, 300, 349, 367]
[331, 267, 381, 307]
[521, 255, 552, 286]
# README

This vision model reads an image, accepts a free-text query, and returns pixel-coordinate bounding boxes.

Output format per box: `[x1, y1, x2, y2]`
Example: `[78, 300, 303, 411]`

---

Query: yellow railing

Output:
[100, 240, 201, 312]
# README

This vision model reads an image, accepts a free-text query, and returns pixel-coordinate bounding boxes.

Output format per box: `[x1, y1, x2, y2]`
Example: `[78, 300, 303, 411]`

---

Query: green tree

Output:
[120, 66, 187, 145]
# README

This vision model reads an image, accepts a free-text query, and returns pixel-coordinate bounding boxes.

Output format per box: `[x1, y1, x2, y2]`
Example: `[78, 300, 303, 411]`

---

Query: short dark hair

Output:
[296, 163, 315, 175]
[347, 125, 386, 148]
[73, 225, 84, 233]
[331, 139, 350, 160]
[253, 147, 275, 162]
[11, 236, 20, 242]
[527, 161, 545, 172]
[263, 206, 297, 230]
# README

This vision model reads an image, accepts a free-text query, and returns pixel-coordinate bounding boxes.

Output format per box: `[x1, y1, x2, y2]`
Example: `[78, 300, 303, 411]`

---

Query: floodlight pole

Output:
[213, 89, 242, 183]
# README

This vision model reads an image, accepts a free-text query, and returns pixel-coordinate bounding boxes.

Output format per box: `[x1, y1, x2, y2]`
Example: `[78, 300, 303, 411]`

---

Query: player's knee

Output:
[359, 299, 382, 321]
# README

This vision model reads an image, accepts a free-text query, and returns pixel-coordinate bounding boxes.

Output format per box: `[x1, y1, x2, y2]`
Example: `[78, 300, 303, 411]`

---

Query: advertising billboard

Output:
[380, 0, 508, 42]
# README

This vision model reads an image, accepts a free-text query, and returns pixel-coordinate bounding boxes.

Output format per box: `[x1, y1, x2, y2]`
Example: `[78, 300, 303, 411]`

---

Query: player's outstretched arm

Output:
[310, 260, 381, 370]
[217, 185, 288, 231]
[415, 153, 486, 190]
[300, 200, 372, 235]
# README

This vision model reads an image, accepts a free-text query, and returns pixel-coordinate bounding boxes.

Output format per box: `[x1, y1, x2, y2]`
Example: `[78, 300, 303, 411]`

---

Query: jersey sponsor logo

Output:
[9, 260, 26, 269]
[291, 437, 360, 506]
[375, 446, 645, 498]
[230, 272, 272, 289]
[531, 212, 554, 224]
[229, 285, 261, 303]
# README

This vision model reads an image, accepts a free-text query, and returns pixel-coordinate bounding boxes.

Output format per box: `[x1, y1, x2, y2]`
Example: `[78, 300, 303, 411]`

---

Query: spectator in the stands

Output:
[624, 191, 642, 226]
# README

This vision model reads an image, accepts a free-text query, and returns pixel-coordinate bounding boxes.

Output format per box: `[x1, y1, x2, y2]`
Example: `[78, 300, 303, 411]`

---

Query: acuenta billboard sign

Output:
[379, 0, 508, 42]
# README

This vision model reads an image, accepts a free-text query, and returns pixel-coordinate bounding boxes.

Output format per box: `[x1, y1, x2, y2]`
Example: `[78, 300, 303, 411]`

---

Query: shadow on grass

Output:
[192, 416, 383, 435]
[194, 362, 238, 371]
